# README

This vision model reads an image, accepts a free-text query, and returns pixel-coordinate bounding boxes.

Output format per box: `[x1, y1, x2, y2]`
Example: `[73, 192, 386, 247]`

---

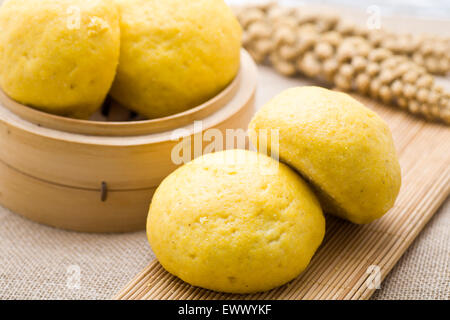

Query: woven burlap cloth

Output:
[0, 66, 448, 300]
[0, 201, 448, 300]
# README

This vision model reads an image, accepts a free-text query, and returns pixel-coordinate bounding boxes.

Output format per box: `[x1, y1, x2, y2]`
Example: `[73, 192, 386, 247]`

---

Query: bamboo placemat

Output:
[115, 95, 450, 300]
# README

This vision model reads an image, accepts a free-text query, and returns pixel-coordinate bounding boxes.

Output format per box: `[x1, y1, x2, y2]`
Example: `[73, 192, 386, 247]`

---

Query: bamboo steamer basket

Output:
[0, 50, 257, 233]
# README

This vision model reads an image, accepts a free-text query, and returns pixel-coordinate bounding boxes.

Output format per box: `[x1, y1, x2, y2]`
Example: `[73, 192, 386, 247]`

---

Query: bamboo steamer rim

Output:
[0, 67, 241, 137]
[0, 50, 257, 147]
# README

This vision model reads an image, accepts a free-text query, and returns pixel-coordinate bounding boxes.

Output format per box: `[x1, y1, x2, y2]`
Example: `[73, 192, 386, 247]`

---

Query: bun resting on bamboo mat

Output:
[234, 3, 450, 125]
[110, 0, 242, 119]
[147, 149, 325, 294]
[0, 0, 120, 119]
[249, 86, 402, 224]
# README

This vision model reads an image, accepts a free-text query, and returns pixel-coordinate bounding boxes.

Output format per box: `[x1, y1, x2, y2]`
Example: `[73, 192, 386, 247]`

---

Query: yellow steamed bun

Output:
[147, 149, 325, 293]
[110, 0, 242, 119]
[0, 0, 120, 118]
[249, 86, 401, 224]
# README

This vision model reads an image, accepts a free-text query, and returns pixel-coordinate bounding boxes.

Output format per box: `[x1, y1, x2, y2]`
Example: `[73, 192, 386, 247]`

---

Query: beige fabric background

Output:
[0, 66, 448, 300]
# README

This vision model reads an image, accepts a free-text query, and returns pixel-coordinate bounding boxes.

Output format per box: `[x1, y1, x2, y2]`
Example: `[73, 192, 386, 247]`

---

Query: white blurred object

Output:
[226, 0, 450, 19]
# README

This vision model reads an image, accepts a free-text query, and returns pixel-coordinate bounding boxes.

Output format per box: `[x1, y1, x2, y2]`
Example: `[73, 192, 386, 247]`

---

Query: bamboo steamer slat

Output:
[0, 50, 257, 233]
[0, 63, 242, 137]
